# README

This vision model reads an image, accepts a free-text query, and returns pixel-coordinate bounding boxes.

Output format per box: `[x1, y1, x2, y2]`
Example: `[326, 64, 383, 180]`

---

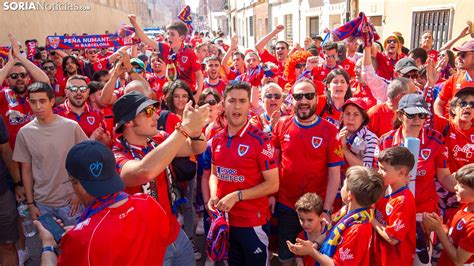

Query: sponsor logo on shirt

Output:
[393, 219, 405, 232]
[453, 144, 473, 158]
[238, 144, 250, 156]
[119, 206, 135, 219]
[87, 116, 95, 125]
[334, 146, 344, 158]
[284, 134, 290, 142]
[338, 247, 354, 261]
[312, 136, 323, 148]
[74, 218, 91, 231]
[216, 166, 244, 182]
[261, 143, 274, 158]
[420, 148, 431, 160]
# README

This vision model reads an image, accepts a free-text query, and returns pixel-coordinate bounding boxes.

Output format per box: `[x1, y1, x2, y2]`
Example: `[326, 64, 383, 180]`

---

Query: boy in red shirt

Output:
[372, 146, 416, 266]
[423, 164, 474, 265]
[294, 193, 326, 266]
[287, 166, 384, 266]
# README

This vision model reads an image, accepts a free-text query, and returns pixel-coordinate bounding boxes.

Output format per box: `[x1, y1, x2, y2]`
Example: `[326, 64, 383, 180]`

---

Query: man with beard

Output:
[208, 81, 279, 265]
[41, 60, 65, 104]
[0, 34, 50, 148]
[203, 56, 226, 95]
[374, 34, 405, 80]
[435, 40, 474, 117]
[272, 79, 344, 265]
[54, 75, 104, 137]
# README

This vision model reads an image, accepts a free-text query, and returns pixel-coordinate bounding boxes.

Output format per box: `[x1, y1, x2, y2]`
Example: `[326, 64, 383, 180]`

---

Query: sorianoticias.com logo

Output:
[3, 1, 91, 11]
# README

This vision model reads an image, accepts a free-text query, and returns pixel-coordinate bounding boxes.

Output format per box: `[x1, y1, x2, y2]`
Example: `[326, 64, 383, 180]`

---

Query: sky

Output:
[185, 0, 199, 12]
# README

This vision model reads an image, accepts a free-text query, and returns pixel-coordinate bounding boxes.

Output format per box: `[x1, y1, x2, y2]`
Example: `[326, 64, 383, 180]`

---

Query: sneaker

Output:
[204, 257, 215, 266]
[192, 241, 202, 260]
[18, 248, 30, 266]
[195, 218, 205, 236]
[178, 213, 184, 227]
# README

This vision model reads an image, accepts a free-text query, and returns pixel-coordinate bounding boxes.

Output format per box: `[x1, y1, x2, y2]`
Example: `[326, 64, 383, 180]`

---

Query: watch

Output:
[41, 245, 58, 255]
[323, 208, 332, 215]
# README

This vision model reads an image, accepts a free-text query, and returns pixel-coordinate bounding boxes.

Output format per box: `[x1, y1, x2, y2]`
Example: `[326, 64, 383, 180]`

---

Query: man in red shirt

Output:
[337, 43, 356, 78]
[34, 140, 173, 265]
[54, 75, 104, 137]
[41, 60, 65, 104]
[88, 81, 114, 136]
[203, 56, 227, 95]
[375, 35, 405, 80]
[312, 42, 344, 82]
[272, 79, 344, 265]
[146, 52, 167, 100]
[129, 14, 204, 98]
[435, 40, 474, 117]
[190, 31, 203, 48]
[112, 91, 209, 265]
[0, 34, 50, 148]
[208, 81, 279, 265]
[420, 31, 439, 62]
[221, 36, 246, 81]
[255, 25, 288, 76]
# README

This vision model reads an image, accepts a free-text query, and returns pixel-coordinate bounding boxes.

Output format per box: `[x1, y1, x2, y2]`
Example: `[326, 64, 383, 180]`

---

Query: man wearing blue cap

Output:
[34, 140, 173, 265]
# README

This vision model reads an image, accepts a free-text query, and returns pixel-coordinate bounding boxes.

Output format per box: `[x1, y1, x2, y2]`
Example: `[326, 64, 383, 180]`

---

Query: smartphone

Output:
[37, 213, 66, 242]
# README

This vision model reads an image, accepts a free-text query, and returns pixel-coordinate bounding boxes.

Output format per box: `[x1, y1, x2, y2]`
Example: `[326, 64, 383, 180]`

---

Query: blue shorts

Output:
[228, 222, 270, 266]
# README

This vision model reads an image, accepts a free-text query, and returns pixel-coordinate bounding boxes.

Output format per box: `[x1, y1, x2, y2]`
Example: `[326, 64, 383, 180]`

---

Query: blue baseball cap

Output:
[65, 140, 124, 198]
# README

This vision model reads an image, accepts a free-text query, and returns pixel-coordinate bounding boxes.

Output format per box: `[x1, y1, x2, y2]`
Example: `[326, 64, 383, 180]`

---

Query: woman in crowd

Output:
[250, 83, 284, 136]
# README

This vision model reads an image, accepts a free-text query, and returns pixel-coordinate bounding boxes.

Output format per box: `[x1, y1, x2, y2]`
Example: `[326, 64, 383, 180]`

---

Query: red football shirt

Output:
[146, 73, 167, 100]
[297, 231, 316, 266]
[368, 103, 395, 138]
[272, 116, 344, 209]
[0, 88, 34, 148]
[379, 128, 448, 213]
[258, 49, 285, 75]
[427, 49, 439, 62]
[438, 205, 474, 266]
[211, 121, 278, 227]
[53, 100, 104, 137]
[58, 194, 173, 266]
[333, 222, 372, 266]
[203, 79, 227, 95]
[157, 42, 201, 91]
[372, 186, 416, 266]
[316, 95, 342, 127]
[375, 52, 405, 80]
[312, 64, 343, 82]
[438, 72, 474, 114]
[339, 58, 356, 78]
[112, 133, 180, 241]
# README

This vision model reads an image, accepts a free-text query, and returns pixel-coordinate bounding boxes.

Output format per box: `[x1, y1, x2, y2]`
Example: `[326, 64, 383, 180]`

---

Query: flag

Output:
[177, 5, 193, 35]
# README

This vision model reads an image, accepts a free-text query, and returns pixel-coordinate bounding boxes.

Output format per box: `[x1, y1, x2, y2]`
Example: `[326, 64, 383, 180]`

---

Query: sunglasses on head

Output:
[295, 63, 306, 69]
[9, 72, 27, 79]
[141, 105, 156, 117]
[403, 112, 428, 119]
[459, 100, 474, 108]
[67, 85, 88, 93]
[292, 93, 316, 101]
[264, 93, 282, 100]
[199, 99, 218, 106]
[387, 39, 398, 44]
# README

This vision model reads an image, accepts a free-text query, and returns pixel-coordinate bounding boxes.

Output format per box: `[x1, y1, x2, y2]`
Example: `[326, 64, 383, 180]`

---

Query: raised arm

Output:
[255, 25, 285, 54]
[221, 35, 238, 75]
[128, 14, 159, 50]
[440, 20, 472, 51]
[9, 34, 50, 84]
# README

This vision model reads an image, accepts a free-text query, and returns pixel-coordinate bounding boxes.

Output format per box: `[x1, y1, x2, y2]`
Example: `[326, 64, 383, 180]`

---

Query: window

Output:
[249, 16, 254, 37]
[308, 16, 319, 37]
[285, 14, 293, 45]
[411, 8, 453, 50]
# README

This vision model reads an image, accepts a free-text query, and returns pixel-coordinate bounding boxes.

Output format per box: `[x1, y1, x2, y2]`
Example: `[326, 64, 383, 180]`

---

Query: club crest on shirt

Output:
[420, 148, 431, 160]
[312, 136, 323, 148]
[181, 56, 188, 63]
[238, 144, 250, 156]
[386, 203, 393, 215]
[87, 116, 95, 125]
[457, 218, 466, 231]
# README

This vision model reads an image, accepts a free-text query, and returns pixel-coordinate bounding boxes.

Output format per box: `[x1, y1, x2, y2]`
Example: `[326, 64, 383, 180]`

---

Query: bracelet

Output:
[41, 245, 58, 255]
[175, 123, 190, 138]
[237, 190, 243, 201]
[26, 201, 35, 205]
[323, 208, 332, 215]
[13, 180, 23, 187]
[189, 134, 205, 141]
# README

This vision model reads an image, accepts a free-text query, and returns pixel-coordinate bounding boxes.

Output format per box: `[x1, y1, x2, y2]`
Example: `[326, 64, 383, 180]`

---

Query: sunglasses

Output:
[264, 93, 282, 100]
[134, 67, 144, 73]
[67, 86, 88, 93]
[43, 66, 55, 71]
[387, 39, 398, 44]
[403, 72, 419, 79]
[9, 72, 27, 79]
[403, 112, 428, 119]
[141, 105, 156, 117]
[459, 100, 474, 108]
[198, 99, 218, 106]
[295, 63, 306, 69]
[458, 52, 474, 59]
[292, 93, 316, 101]
[86, 50, 98, 54]
[325, 54, 337, 59]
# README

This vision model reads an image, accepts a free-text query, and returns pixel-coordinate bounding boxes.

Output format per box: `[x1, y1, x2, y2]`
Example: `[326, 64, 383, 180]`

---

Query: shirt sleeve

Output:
[384, 195, 413, 241]
[272, 120, 282, 149]
[333, 224, 371, 266]
[459, 220, 474, 253]
[362, 131, 379, 168]
[435, 140, 449, 170]
[437, 75, 455, 102]
[189, 50, 201, 72]
[361, 64, 388, 103]
[327, 126, 345, 167]
[258, 49, 278, 65]
[257, 135, 278, 171]
[74, 124, 88, 143]
[12, 131, 31, 163]
[0, 117, 8, 144]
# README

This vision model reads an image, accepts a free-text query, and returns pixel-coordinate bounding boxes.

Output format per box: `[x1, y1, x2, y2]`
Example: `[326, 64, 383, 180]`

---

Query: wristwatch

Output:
[41, 246, 58, 255]
[323, 208, 332, 215]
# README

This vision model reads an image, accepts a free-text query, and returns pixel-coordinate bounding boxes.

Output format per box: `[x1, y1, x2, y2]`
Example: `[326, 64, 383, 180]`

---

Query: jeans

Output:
[181, 178, 196, 239]
[164, 228, 195, 266]
[36, 202, 82, 226]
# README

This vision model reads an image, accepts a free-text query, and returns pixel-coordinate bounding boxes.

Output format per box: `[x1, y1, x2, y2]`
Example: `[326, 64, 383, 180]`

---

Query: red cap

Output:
[342, 97, 370, 111]
[453, 40, 474, 52]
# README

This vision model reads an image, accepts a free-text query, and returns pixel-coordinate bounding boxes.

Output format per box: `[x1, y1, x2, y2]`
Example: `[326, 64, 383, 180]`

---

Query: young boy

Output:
[372, 146, 416, 266]
[294, 193, 326, 266]
[423, 164, 474, 265]
[287, 166, 384, 265]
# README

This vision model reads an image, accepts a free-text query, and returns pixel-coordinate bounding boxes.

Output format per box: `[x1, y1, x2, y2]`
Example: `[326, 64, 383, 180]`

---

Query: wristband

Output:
[189, 134, 205, 141]
[175, 123, 190, 138]
[13, 180, 23, 187]
[41, 246, 58, 255]
[26, 201, 35, 205]
[322, 208, 332, 215]
[237, 190, 243, 201]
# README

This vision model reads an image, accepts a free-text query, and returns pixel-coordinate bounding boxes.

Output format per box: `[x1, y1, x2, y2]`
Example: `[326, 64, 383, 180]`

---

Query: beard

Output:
[294, 103, 316, 120]
[69, 97, 86, 108]
[10, 84, 27, 95]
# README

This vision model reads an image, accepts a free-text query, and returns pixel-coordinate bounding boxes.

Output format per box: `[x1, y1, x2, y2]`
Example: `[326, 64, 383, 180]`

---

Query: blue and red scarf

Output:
[78, 191, 129, 223]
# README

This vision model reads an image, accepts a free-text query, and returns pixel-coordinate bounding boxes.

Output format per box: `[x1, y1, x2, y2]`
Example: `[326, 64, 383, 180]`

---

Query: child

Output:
[372, 146, 416, 266]
[423, 164, 474, 265]
[294, 193, 326, 266]
[287, 166, 384, 265]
